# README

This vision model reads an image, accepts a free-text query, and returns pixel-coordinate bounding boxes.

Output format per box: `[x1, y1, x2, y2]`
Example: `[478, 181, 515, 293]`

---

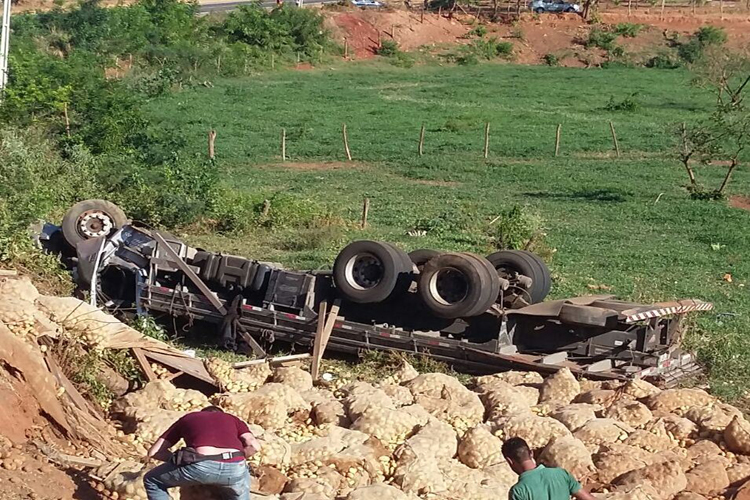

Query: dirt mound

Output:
[327, 9, 469, 58]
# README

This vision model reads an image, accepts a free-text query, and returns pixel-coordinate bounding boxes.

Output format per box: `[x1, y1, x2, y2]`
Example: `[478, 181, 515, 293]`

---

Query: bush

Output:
[696, 25, 727, 46]
[586, 28, 617, 51]
[377, 39, 400, 57]
[468, 37, 513, 60]
[647, 52, 681, 69]
[486, 206, 545, 252]
[543, 53, 559, 66]
[466, 25, 487, 38]
[605, 93, 639, 112]
[678, 26, 727, 63]
[614, 23, 644, 38]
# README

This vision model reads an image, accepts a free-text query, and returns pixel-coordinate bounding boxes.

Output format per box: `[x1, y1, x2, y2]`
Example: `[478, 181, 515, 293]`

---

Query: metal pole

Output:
[0, 0, 12, 97]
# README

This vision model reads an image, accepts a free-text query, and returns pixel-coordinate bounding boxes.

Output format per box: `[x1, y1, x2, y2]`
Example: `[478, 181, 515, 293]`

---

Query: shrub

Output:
[543, 53, 559, 66]
[456, 52, 479, 66]
[696, 25, 727, 46]
[486, 206, 545, 252]
[586, 28, 617, 51]
[377, 39, 400, 57]
[467, 37, 513, 60]
[605, 93, 639, 112]
[678, 26, 727, 63]
[647, 52, 681, 69]
[466, 25, 487, 38]
[614, 22, 644, 38]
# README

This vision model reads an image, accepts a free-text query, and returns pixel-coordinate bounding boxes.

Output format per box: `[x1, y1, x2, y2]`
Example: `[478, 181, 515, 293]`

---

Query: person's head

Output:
[502, 437, 534, 474]
[201, 405, 225, 413]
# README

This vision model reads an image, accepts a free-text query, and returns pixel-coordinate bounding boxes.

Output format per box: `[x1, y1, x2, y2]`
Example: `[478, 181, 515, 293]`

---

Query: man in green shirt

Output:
[502, 437, 596, 500]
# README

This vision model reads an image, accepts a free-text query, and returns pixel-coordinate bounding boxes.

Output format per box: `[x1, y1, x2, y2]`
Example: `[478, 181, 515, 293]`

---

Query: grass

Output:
[145, 62, 750, 400]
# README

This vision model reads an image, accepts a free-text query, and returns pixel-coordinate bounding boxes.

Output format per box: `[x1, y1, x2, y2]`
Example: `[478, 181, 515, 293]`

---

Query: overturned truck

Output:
[38, 199, 713, 385]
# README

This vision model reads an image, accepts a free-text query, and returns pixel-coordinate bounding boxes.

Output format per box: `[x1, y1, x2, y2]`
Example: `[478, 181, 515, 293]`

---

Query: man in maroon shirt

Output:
[143, 406, 261, 500]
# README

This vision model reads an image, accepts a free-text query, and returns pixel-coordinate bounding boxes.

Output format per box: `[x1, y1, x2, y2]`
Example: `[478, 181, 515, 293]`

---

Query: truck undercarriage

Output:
[37, 199, 713, 385]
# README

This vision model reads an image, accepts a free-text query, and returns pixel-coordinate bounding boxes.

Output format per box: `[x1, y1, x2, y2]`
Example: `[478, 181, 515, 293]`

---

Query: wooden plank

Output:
[132, 348, 157, 382]
[233, 353, 310, 369]
[235, 325, 267, 358]
[311, 300, 340, 380]
[143, 350, 217, 386]
[152, 233, 227, 315]
[44, 352, 100, 417]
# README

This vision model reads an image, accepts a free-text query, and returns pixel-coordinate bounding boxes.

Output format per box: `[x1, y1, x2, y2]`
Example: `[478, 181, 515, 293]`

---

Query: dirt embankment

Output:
[325, 6, 750, 65]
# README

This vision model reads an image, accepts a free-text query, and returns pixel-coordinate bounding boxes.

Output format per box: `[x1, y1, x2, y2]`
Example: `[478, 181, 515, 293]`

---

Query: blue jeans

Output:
[144, 460, 250, 500]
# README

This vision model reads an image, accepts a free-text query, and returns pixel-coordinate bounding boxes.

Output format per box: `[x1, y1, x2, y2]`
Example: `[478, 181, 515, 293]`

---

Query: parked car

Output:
[351, 0, 383, 6]
[529, 0, 581, 12]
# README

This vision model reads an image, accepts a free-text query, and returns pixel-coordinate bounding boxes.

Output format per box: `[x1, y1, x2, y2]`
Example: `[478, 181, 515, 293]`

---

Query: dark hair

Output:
[201, 405, 225, 413]
[502, 437, 532, 462]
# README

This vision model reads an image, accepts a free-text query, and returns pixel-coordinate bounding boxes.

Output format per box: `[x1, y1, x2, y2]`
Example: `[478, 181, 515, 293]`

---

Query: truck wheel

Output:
[485, 250, 551, 304]
[408, 249, 441, 273]
[460, 253, 502, 315]
[535, 7, 545, 12]
[333, 241, 412, 303]
[61, 199, 128, 248]
[418, 253, 499, 318]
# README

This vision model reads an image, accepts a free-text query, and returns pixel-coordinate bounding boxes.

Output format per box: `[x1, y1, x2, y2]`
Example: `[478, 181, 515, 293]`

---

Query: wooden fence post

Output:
[483, 122, 490, 159]
[628, 0, 632, 15]
[63, 103, 71, 139]
[419, 123, 426, 156]
[344, 38, 349, 59]
[660, 0, 666, 19]
[361, 198, 370, 229]
[392, 24, 397, 41]
[281, 128, 287, 161]
[262, 199, 271, 218]
[554, 124, 562, 157]
[208, 130, 217, 160]
[377, 31, 382, 49]
[609, 121, 621, 158]
[271, 54, 275, 70]
[342, 123, 352, 161]
[420, 8, 424, 23]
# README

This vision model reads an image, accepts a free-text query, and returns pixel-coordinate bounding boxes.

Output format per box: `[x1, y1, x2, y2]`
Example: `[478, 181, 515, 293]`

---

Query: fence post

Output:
[261, 199, 271, 218]
[660, 0, 666, 19]
[361, 197, 370, 229]
[281, 128, 286, 161]
[271, 53, 275, 70]
[483, 122, 490, 159]
[419, 123, 426, 156]
[344, 38, 349, 59]
[392, 24, 397, 41]
[208, 130, 217, 160]
[609, 121, 621, 158]
[420, 8, 424, 23]
[342, 123, 352, 161]
[377, 31, 382, 49]
[554, 124, 561, 157]
[63, 103, 71, 138]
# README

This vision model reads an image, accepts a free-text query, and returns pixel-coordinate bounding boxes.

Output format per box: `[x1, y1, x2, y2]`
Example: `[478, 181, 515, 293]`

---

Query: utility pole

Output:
[0, 0, 11, 99]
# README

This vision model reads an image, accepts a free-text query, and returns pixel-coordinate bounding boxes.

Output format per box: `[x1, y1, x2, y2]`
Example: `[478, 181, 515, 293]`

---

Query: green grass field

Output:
[146, 62, 750, 398]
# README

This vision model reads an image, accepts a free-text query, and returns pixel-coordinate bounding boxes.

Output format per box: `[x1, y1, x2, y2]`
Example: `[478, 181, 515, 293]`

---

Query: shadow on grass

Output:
[525, 188, 632, 203]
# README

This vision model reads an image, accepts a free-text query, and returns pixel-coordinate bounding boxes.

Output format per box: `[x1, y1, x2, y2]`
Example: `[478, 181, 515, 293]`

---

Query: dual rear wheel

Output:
[333, 241, 551, 319]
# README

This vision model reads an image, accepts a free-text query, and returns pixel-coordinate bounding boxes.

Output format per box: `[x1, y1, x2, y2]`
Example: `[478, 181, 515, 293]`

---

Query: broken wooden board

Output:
[132, 347, 157, 382]
[142, 350, 217, 386]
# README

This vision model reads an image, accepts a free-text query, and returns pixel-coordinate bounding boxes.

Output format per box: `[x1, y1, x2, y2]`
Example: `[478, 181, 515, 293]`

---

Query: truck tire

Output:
[417, 253, 498, 318]
[408, 249, 441, 273]
[518, 250, 552, 300]
[485, 250, 551, 304]
[333, 241, 412, 303]
[61, 199, 128, 248]
[460, 253, 502, 315]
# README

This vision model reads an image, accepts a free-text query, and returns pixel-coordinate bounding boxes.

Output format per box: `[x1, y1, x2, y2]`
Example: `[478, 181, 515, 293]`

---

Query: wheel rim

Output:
[429, 267, 469, 306]
[77, 210, 115, 239]
[344, 253, 384, 290]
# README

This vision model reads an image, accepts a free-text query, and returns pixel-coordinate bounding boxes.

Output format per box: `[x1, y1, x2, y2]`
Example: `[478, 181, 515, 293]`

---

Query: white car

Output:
[351, 0, 383, 7]
[529, 0, 582, 12]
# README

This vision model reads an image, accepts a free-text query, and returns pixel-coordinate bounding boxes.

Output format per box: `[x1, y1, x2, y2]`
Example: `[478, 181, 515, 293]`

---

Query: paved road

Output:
[198, 0, 339, 13]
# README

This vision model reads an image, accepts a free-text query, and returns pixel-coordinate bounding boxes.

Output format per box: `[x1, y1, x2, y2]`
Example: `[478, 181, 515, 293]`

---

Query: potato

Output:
[725, 415, 750, 455]
[538, 435, 595, 480]
[538, 368, 580, 405]
[604, 400, 653, 428]
[684, 461, 729, 495]
[458, 424, 503, 469]
[613, 459, 687, 500]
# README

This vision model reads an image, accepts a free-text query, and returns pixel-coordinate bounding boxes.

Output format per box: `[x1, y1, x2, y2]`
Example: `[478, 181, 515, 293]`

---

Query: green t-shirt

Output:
[509, 465, 581, 500]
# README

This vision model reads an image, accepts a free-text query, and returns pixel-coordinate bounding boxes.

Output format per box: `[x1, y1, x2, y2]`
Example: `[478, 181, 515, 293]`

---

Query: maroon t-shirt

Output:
[161, 411, 251, 462]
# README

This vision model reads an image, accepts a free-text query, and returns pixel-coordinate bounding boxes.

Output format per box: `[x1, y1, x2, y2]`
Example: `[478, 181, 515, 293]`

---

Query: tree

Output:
[677, 47, 750, 199]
